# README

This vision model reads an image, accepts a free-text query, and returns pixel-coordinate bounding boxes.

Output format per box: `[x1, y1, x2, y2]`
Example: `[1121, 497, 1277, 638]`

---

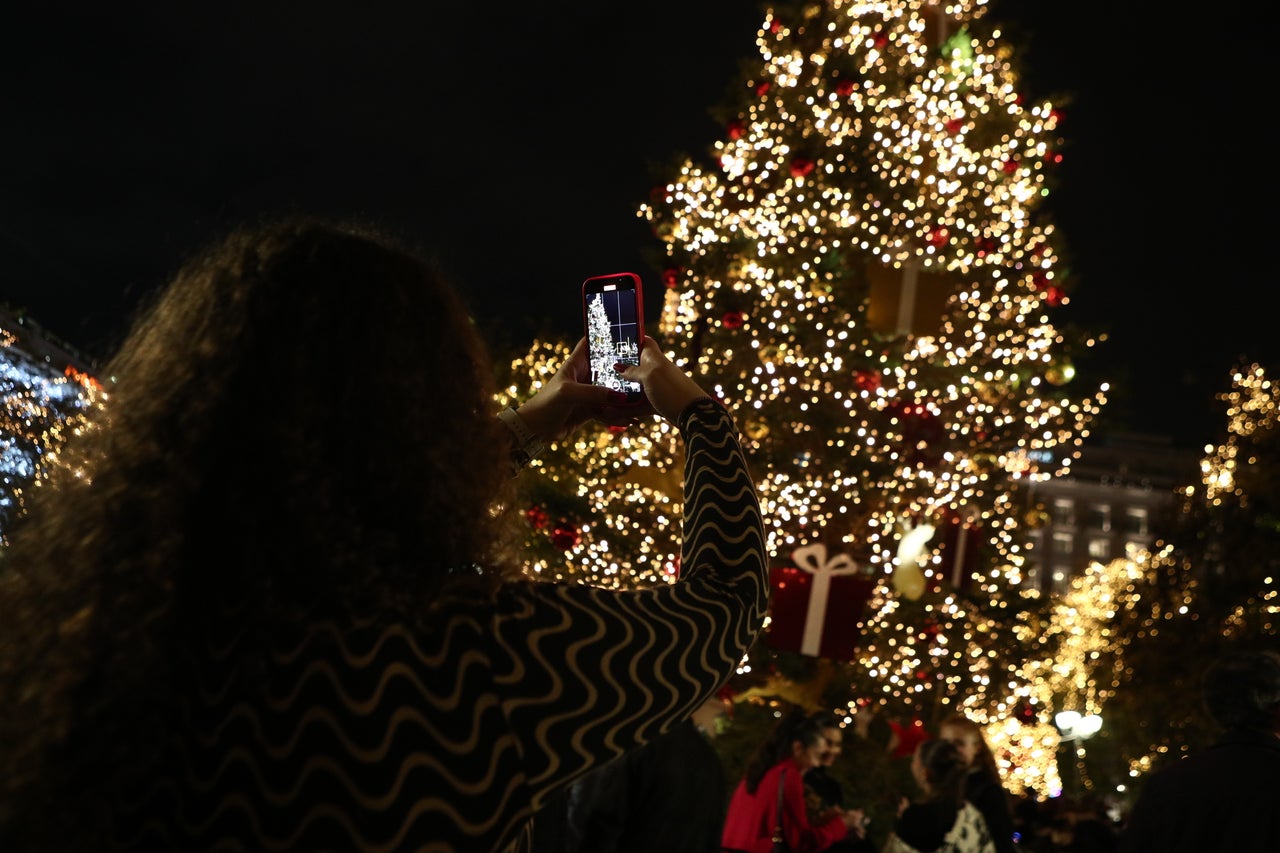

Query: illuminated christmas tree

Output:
[0, 321, 102, 543]
[1096, 362, 1280, 797]
[501, 0, 1105, 746]
[585, 292, 640, 393]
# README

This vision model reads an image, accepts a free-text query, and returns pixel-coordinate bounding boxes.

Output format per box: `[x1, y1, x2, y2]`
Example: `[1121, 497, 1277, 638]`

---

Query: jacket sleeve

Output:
[492, 398, 769, 801]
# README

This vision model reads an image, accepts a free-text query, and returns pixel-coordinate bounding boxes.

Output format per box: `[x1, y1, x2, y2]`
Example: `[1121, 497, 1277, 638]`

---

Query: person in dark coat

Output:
[884, 738, 995, 853]
[533, 693, 731, 852]
[1118, 648, 1280, 853]
[937, 714, 1017, 853]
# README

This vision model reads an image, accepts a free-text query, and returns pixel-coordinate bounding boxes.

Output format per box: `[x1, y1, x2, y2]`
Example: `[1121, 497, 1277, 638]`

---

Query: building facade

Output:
[1021, 433, 1199, 595]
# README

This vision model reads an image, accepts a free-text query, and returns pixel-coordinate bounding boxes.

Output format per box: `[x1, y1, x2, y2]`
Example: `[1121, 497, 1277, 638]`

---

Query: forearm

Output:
[676, 396, 769, 649]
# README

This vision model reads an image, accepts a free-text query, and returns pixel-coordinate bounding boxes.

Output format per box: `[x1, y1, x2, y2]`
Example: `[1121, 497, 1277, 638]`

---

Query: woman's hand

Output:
[516, 338, 637, 443]
[614, 336, 710, 422]
[509, 333, 711, 440]
[842, 807, 870, 839]
[516, 336, 711, 445]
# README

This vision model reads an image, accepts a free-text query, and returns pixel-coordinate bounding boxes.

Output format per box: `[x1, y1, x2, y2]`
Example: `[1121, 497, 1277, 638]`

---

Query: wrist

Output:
[498, 406, 547, 471]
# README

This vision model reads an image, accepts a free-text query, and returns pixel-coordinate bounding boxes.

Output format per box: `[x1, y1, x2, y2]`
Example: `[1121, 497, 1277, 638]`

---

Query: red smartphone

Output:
[582, 272, 645, 404]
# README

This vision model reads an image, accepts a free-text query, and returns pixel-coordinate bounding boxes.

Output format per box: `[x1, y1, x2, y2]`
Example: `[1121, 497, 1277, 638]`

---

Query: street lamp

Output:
[1054, 710, 1103, 798]
[1055, 710, 1103, 741]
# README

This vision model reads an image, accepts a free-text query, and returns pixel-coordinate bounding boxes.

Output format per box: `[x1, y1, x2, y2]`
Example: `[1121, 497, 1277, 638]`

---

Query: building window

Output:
[1124, 507, 1149, 537]
[1087, 504, 1111, 532]
[1053, 531, 1074, 556]
[1088, 537, 1110, 560]
[1053, 498, 1075, 527]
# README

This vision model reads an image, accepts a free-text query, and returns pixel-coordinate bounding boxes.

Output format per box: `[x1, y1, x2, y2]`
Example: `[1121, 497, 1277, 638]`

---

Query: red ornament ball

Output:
[550, 523, 581, 551]
[1044, 285, 1065, 307]
[525, 506, 548, 530]
[727, 119, 745, 140]
[835, 80, 855, 98]
[854, 369, 882, 393]
[721, 310, 746, 330]
[662, 267, 682, 289]
[789, 156, 815, 178]
[755, 81, 771, 97]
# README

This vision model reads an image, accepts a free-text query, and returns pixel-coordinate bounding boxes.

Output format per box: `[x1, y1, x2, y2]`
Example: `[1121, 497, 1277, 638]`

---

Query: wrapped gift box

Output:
[764, 544, 876, 661]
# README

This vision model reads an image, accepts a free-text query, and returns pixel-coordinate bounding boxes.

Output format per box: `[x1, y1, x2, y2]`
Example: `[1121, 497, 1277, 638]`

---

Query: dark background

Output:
[0, 1, 1268, 447]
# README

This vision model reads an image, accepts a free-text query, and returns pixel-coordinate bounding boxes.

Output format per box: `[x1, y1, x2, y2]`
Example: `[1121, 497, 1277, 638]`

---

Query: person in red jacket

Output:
[723, 709, 870, 853]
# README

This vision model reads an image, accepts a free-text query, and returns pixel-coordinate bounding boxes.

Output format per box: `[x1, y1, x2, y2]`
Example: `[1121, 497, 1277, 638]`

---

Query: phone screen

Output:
[582, 272, 644, 400]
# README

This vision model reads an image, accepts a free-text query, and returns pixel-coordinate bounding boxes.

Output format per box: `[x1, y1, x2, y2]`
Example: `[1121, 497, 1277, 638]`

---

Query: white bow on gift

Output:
[893, 522, 936, 601]
[792, 543, 860, 656]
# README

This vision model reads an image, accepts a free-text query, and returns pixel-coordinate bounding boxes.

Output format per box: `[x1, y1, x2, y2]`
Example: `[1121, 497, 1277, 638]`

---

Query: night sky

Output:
[0, 1, 1268, 447]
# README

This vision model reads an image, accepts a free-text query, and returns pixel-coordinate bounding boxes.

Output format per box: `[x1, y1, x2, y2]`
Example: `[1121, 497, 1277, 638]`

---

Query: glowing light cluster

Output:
[987, 717, 1062, 797]
[1200, 363, 1278, 505]
[0, 328, 104, 542]
[1014, 556, 1147, 721]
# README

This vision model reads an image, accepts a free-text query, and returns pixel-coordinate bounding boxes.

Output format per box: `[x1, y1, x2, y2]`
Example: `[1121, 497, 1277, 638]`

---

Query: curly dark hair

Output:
[0, 216, 520, 846]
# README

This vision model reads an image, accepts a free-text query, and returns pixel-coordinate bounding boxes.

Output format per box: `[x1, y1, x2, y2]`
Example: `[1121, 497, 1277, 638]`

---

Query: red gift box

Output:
[764, 544, 876, 661]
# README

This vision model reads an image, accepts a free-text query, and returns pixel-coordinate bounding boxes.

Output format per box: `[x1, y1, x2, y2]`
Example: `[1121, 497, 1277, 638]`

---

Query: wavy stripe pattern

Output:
[106, 399, 767, 852]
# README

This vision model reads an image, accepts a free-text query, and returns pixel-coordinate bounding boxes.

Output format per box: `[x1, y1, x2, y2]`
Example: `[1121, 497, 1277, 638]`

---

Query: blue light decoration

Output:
[0, 310, 102, 543]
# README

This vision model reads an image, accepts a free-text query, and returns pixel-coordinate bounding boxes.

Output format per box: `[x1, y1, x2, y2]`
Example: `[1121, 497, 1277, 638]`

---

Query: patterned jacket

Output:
[106, 398, 768, 852]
